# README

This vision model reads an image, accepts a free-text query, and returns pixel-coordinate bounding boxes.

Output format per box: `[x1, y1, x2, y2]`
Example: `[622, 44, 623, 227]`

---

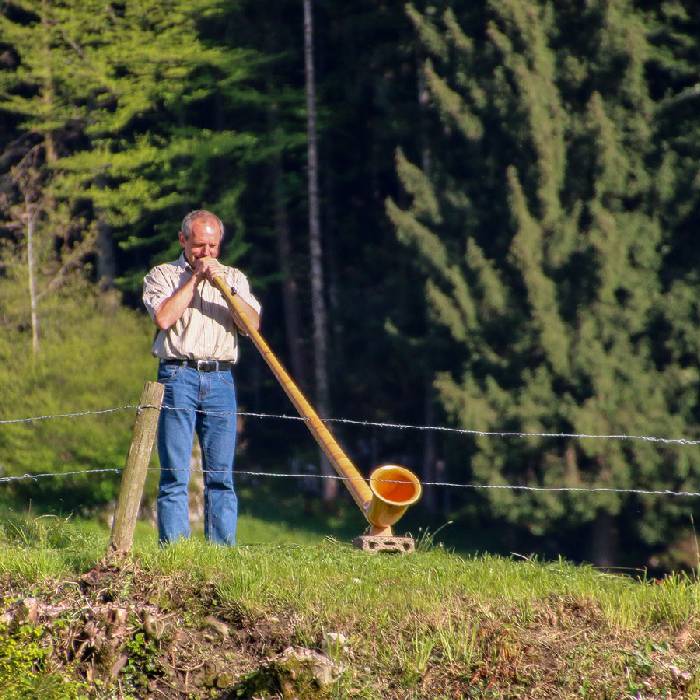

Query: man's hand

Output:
[193, 256, 227, 283]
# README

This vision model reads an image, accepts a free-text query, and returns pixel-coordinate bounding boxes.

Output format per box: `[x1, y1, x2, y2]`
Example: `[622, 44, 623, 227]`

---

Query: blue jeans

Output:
[156, 362, 238, 545]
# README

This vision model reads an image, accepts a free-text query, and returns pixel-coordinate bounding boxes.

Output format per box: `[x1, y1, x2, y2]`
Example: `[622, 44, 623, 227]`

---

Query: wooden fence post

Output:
[108, 380, 164, 556]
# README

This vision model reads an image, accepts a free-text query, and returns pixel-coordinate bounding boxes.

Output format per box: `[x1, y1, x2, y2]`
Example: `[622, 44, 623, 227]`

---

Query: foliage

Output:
[122, 631, 161, 693]
[388, 0, 700, 563]
[0, 0, 264, 291]
[0, 276, 155, 510]
[0, 622, 85, 700]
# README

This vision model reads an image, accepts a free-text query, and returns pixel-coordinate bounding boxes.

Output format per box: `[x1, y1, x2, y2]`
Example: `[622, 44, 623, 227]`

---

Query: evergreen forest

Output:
[2, 0, 700, 572]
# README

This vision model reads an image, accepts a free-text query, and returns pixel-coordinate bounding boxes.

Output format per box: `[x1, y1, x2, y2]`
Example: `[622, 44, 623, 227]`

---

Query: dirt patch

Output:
[0, 561, 337, 699]
[2, 563, 700, 698]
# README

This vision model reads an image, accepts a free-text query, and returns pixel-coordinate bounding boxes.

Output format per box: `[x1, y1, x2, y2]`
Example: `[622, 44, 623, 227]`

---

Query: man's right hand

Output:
[193, 257, 226, 283]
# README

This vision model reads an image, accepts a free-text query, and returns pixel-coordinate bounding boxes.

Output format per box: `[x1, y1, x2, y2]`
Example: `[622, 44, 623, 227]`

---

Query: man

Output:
[142, 209, 261, 545]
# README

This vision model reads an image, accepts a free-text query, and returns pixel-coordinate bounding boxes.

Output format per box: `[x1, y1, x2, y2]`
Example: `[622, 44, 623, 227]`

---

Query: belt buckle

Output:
[196, 359, 217, 372]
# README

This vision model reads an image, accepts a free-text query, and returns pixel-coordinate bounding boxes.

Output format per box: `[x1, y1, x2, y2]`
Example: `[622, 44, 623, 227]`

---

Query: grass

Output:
[2, 510, 698, 631]
[1, 510, 700, 697]
[0, 507, 325, 581]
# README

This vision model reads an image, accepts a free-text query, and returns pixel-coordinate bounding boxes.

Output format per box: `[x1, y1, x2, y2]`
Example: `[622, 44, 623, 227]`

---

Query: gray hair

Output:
[180, 209, 225, 241]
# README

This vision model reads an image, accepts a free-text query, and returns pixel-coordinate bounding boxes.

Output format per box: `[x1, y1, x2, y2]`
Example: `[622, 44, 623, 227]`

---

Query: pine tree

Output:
[0, 0, 100, 351]
[0, 0, 262, 293]
[388, 0, 699, 565]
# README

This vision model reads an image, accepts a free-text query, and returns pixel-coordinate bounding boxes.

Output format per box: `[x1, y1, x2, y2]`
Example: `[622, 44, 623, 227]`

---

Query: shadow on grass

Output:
[0, 476, 504, 557]
[235, 479, 504, 555]
[236, 481, 366, 543]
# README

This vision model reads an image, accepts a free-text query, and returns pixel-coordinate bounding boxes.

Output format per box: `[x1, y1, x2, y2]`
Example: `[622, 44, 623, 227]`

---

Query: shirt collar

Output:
[177, 253, 193, 272]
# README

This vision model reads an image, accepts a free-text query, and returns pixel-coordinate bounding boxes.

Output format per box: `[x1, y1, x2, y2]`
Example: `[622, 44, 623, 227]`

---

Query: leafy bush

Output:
[0, 623, 86, 699]
[0, 278, 157, 511]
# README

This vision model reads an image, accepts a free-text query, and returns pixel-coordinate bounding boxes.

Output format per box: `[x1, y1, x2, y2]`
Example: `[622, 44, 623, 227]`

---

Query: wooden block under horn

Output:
[352, 535, 416, 554]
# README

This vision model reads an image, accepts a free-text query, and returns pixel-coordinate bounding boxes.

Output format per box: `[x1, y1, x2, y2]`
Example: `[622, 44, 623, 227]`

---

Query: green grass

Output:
[1, 510, 699, 631]
[2, 512, 699, 623]
[2, 510, 700, 698]
[0, 508, 325, 581]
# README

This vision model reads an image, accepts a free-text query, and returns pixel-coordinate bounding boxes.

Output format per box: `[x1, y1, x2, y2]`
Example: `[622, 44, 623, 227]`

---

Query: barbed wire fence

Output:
[1, 402, 700, 498]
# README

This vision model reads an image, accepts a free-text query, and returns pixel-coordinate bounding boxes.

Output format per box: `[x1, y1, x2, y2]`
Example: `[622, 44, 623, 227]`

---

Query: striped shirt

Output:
[142, 254, 261, 363]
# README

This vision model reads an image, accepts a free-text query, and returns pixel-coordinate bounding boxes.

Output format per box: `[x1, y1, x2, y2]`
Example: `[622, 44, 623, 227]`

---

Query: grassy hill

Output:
[1, 512, 700, 699]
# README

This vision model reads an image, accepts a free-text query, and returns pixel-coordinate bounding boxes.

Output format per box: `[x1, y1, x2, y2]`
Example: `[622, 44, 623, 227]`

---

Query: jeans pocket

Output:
[158, 364, 180, 382]
[219, 370, 234, 386]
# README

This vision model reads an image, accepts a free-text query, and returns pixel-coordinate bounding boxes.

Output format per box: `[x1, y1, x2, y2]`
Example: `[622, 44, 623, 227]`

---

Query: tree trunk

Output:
[589, 510, 618, 569]
[418, 54, 437, 514]
[96, 218, 116, 289]
[26, 202, 40, 356]
[303, 0, 336, 501]
[41, 0, 57, 164]
[269, 110, 308, 391]
[323, 162, 342, 369]
[417, 54, 433, 177]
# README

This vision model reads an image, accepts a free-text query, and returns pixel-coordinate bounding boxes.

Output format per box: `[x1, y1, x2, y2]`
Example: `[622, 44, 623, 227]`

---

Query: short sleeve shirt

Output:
[142, 254, 261, 363]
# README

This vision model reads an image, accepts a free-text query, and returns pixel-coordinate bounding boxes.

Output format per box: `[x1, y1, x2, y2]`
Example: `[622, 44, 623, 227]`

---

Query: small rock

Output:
[143, 612, 166, 640]
[279, 646, 341, 687]
[110, 652, 128, 678]
[203, 615, 229, 638]
[228, 646, 341, 698]
[670, 665, 692, 683]
[17, 598, 38, 624]
[0, 598, 39, 627]
[322, 631, 349, 655]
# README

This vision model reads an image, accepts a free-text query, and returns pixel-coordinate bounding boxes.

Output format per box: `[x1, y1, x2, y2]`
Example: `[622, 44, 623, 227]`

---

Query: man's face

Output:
[179, 216, 222, 265]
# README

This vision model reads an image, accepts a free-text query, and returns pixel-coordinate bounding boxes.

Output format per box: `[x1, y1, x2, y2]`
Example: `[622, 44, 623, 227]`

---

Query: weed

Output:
[415, 520, 453, 552]
[0, 622, 85, 699]
[121, 631, 161, 693]
[399, 629, 436, 686]
[435, 619, 479, 669]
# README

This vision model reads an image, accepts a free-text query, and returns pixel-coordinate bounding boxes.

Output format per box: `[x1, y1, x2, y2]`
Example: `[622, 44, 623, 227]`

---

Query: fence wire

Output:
[1, 402, 700, 498]
[1, 466, 700, 499]
[2, 403, 700, 448]
[0, 405, 138, 425]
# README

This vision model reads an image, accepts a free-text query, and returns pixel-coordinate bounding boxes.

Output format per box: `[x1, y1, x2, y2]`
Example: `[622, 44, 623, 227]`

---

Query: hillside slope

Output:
[0, 516, 699, 698]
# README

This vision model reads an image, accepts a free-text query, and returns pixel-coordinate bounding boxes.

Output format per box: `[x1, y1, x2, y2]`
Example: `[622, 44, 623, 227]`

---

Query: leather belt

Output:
[161, 359, 235, 372]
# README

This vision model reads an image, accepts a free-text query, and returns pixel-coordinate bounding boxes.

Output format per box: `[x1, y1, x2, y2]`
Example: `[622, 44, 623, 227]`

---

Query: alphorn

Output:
[211, 274, 422, 537]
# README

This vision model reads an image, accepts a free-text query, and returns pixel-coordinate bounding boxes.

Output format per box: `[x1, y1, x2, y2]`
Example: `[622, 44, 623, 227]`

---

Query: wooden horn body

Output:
[211, 275, 422, 534]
